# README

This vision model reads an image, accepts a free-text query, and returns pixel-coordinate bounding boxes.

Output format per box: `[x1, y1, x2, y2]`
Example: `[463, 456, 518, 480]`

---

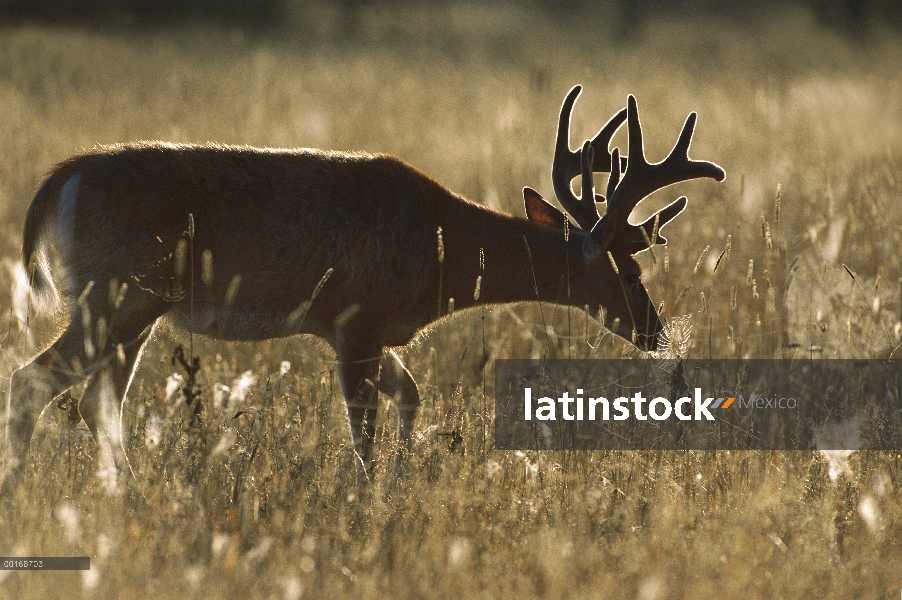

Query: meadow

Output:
[1, 2, 902, 597]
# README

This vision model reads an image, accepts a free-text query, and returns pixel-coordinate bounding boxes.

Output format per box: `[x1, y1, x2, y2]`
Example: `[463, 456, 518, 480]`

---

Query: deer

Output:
[2, 86, 724, 493]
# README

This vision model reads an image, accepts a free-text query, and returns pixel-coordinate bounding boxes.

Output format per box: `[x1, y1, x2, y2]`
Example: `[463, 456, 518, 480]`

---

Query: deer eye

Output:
[625, 273, 640, 287]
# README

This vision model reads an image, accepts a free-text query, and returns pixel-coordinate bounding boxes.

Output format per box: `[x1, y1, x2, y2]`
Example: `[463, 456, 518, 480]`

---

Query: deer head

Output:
[524, 86, 725, 350]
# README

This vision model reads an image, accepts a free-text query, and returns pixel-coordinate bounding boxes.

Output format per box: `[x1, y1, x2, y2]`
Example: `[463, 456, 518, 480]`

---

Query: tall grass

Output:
[1, 3, 902, 598]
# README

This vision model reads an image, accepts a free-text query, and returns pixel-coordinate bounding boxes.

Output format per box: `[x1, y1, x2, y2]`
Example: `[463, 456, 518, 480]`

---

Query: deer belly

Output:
[165, 305, 314, 341]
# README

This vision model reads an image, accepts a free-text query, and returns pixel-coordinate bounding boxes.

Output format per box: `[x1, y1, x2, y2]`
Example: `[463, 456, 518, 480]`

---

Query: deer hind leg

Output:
[3, 280, 165, 493]
[76, 324, 155, 489]
[5, 325, 98, 486]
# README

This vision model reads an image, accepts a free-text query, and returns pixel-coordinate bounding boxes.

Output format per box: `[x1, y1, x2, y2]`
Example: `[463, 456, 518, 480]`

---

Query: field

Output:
[2, 2, 902, 598]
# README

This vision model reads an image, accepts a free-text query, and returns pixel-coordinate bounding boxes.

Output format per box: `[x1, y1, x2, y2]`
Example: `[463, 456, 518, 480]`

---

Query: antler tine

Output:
[607, 95, 725, 216]
[580, 141, 595, 211]
[602, 95, 725, 252]
[606, 147, 621, 202]
[634, 196, 688, 246]
[587, 107, 629, 175]
[552, 85, 628, 230]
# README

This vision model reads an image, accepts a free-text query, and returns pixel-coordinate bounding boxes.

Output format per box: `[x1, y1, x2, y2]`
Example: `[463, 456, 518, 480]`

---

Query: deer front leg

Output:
[379, 350, 420, 441]
[335, 330, 383, 476]
[377, 350, 420, 489]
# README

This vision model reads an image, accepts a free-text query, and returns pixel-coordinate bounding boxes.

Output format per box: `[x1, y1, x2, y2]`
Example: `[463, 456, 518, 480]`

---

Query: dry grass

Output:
[2, 3, 902, 598]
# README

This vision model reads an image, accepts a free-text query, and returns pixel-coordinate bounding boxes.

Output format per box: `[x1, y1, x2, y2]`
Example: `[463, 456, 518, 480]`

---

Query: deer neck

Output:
[438, 196, 587, 315]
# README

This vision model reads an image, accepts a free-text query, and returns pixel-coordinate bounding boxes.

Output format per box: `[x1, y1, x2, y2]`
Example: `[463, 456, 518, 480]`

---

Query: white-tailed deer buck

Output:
[3, 86, 724, 491]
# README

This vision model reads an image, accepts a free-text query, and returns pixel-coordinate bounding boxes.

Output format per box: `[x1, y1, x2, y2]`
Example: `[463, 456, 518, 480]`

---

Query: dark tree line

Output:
[0, 0, 897, 35]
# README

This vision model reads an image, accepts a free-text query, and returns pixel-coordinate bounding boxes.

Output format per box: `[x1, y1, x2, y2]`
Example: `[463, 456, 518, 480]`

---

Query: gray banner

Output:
[495, 359, 902, 450]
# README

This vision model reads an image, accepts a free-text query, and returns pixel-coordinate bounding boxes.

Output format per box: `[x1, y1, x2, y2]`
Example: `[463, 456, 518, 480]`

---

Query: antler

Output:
[592, 94, 726, 254]
[552, 85, 628, 230]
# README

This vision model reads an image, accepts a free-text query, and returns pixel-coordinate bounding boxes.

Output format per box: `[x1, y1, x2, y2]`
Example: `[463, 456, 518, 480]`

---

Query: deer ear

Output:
[524, 187, 567, 230]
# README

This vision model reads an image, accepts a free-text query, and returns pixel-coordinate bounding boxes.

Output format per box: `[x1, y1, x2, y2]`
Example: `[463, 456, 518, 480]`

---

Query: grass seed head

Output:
[77, 280, 95, 306]
[175, 238, 188, 278]
[607, 251, 619, 275]
[693, 245, 710, 274]
[224, 274, 242, 306]
[334, 303, 361, 328]
[312, 267, 334, 300]
[774, 183, 782, 224]
[202, 249, 214, 286]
